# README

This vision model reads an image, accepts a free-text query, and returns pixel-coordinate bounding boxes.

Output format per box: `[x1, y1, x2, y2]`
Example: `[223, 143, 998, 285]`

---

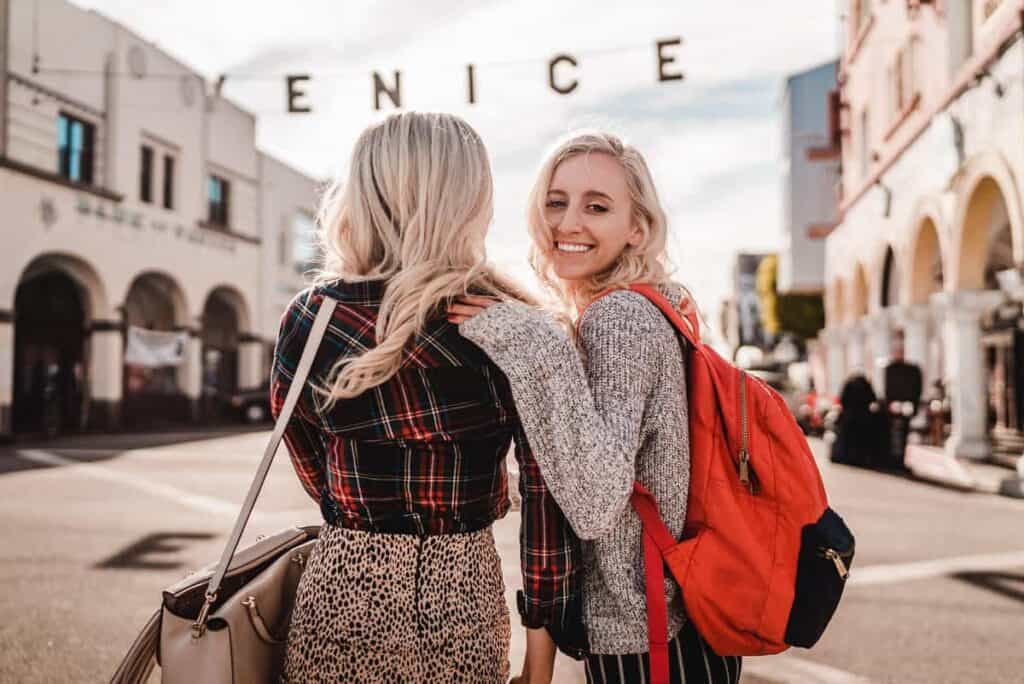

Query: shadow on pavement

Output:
[952, 571, 1024, 604]
[0, 424, 270, 475]
[97, 532, 217, 571]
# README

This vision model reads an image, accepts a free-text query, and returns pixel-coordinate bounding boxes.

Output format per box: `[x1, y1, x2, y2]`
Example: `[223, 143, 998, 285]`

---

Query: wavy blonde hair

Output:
[527, 130, 689, 317]
[314, 111, 532, 404]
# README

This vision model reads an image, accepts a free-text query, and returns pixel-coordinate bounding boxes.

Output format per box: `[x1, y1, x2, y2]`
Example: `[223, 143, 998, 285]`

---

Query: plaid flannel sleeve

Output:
[513, 425, 588, 658]
[270, 292, 327, 504]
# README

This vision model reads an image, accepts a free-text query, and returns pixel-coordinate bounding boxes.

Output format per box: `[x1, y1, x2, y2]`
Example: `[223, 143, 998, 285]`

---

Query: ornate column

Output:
[87, 319, 123, 430]
[820, 327, 847, 397]
[176, 327, 202, 422]
[897, 304, 933, 390]
[934, 290, 1004, 460]
[865, 310, 893, 396]
[0, 311, 12, 439]
[843, 320, 867, 377]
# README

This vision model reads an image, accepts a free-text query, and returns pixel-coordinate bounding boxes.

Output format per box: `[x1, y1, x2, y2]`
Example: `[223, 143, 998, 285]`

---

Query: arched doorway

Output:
[13, 272, 87, 436]
[880, 246, 899, 309]
[910, 217, 946, 382]
[122, 272, 190, 428]
[968, 180, 1023, 457]
[850, 264, 869, 322]
[201, 287, 249, 422]
[950, 175, 1021, 459]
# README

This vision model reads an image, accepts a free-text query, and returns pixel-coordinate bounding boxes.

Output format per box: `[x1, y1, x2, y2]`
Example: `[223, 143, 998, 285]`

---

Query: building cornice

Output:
[839, 6, 1024, 218]
[0, 156, 124, 202]
[196, 220, 261, 246]
[8, 71, 105, 119]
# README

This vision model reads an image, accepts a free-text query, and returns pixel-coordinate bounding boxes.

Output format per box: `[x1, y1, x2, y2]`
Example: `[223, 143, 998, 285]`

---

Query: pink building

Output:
[822, 0, 1024, 469]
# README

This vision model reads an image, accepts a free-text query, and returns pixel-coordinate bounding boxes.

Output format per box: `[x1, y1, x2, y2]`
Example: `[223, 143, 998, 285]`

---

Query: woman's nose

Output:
[559, 205, 585, 233]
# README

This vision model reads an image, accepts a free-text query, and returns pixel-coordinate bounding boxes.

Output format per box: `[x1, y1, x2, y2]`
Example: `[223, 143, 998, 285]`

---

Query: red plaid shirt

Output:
[271, 280, 584, 644]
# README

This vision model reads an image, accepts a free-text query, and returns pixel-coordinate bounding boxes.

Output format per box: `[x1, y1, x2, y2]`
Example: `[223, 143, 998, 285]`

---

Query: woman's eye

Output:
[545, 200, 566, 209]
[588, 204, 608, 213]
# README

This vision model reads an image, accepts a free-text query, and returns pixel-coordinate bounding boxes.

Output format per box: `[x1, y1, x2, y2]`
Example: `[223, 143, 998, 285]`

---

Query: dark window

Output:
[140, 145, 154, 203]
[57, 113, 95, 184]
[207, 175, 230, 226]
[163, 155, 175, 210]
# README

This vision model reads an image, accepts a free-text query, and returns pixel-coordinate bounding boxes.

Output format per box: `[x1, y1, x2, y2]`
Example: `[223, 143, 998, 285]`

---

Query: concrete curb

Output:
[905, 444, 1024, 499]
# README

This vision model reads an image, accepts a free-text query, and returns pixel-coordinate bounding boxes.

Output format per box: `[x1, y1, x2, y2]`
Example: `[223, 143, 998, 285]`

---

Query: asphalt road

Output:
[0, 429, 1020, 683]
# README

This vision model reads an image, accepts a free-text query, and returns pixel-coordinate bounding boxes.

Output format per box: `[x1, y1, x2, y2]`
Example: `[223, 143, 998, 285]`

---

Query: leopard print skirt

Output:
[281, 523, 511, 683]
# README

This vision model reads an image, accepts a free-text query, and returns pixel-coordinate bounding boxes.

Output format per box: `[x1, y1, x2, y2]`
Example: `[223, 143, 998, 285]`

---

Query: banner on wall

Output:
[124, 326, 188, 367]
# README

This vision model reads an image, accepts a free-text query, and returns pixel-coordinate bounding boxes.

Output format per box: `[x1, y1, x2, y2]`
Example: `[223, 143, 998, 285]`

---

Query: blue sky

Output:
[73, 0, 840, 331]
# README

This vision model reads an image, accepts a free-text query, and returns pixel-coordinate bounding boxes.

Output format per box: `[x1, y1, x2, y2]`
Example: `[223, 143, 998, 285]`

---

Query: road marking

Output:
[16, 449, 262, 518]
[849, 550, 1024, 587]
[743, 654, 873, 683]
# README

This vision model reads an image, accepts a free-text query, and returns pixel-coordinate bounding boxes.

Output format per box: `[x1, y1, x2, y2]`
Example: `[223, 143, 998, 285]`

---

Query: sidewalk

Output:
[904, 443, 1024, 498]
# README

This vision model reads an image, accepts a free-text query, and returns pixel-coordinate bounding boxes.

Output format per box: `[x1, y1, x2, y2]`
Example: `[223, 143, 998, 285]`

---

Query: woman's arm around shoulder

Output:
[459, 292, 671, 539]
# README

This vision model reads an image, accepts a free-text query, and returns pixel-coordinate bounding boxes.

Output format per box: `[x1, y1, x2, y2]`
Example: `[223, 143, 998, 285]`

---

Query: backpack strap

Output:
[631, 482, 677, 684]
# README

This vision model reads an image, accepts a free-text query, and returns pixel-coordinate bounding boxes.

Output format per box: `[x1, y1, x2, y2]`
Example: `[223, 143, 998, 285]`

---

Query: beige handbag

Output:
[111, 297, 337, 684]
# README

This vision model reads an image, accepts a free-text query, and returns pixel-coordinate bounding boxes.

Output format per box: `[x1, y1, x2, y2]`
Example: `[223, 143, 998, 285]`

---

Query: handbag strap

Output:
[194, 295, 337, 636]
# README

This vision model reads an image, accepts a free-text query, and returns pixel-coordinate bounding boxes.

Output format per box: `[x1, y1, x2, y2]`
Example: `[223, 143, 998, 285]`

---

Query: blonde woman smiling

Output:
[449, 132, 741, 683]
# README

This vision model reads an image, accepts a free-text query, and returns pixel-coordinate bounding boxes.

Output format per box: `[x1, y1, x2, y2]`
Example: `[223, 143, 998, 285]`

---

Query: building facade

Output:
[779, 60, 841, 296]
[721, 252, 774, 355]
[0, 0, 318, 438]
[821, 0, 1024, 464]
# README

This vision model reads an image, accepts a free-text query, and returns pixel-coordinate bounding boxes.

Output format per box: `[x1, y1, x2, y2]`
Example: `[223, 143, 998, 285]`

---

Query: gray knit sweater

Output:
[460, 287, 690, 655]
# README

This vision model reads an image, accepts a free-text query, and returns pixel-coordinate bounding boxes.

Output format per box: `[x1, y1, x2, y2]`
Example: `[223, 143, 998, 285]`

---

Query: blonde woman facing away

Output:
[448, 132, 742, 683]
[271, 112, 585, 683]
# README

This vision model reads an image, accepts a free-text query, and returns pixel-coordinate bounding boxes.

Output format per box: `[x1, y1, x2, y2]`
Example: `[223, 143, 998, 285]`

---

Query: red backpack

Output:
[596, 285, 855, 683]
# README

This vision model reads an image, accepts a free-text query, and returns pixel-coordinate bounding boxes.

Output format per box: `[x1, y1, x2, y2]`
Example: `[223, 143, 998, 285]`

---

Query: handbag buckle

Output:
[192, 591, 217, 639]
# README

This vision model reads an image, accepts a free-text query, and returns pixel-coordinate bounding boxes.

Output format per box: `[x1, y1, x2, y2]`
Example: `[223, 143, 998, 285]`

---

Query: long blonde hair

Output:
[315, 111, 531, 403]
[527, 130, 685, 315]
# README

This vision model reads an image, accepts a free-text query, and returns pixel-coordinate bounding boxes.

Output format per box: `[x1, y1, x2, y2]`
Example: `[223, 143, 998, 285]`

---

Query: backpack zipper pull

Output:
[823, 548, 850, 579]
[738, 449, 751, 487]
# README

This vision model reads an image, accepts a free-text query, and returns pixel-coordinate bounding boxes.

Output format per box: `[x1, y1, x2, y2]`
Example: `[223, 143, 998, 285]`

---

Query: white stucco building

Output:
[0, 0, 318, 437]
[821, 0, 1024, 467]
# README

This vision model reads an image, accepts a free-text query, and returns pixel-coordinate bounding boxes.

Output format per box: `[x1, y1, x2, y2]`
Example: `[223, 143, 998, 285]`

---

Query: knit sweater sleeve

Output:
[460, 292, 667, 540]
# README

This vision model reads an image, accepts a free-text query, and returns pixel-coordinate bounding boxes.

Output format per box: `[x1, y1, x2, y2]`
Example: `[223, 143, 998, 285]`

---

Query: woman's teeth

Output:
[556, 242, 593, 253]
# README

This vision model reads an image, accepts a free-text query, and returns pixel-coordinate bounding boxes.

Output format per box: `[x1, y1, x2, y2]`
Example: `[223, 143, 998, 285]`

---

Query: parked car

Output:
[225, 384, 272, 424]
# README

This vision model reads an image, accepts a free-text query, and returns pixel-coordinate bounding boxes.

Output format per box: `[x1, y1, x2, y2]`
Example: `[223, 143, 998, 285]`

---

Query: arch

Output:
[200, 286, 253, 402]
[906, 217, 945, 305]
[14, 252, 109, 321]
[828, 278, 847, 326]
[200, 285, 252, 335]
[122, 271, 190, 330]
[952, 152, 1024, 289]
[879, 246, 898, 309]
[902, 197, 950, 306]
[848, 263, 869, 322]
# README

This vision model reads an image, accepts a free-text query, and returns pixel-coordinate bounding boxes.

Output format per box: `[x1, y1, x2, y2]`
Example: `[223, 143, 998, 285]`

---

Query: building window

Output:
[139, 145, 154, 203]
[207, 175, 230, 227]
[163, 155, 175, 210]
[888, 39, 918, 121]
[57, 113, 95, 184]
[291, 211, 318, 275]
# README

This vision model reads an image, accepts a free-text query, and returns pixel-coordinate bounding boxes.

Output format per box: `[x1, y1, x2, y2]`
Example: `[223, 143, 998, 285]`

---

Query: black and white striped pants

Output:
[584, 619, 742, 684]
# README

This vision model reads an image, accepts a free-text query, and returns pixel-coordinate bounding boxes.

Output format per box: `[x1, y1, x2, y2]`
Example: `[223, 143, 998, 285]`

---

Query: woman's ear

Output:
[626, 223, 644, 247]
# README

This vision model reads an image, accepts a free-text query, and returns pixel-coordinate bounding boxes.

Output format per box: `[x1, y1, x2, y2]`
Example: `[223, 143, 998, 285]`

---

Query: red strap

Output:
[643, 530, 670, 684]
[631, 482, 674, 684]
